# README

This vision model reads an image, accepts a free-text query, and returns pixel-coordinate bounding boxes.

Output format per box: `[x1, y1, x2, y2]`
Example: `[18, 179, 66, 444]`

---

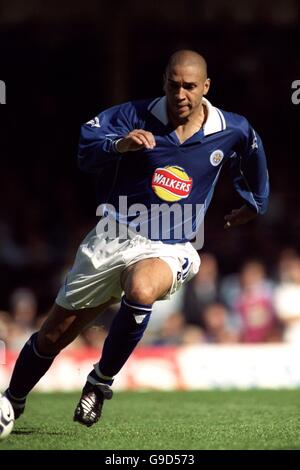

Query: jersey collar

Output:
[147, 96, 226, 136]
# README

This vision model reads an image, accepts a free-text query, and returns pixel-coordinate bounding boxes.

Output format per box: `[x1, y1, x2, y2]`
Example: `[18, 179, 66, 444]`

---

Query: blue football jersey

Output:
[78, 97, 269, 244]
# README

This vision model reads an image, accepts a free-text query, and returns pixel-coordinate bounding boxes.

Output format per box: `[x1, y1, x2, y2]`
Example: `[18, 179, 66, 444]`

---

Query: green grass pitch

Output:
[1, 390, 300, 450]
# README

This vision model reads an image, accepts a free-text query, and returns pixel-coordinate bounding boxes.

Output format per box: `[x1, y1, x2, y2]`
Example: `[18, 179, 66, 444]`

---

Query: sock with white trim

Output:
[88, 296, 152, 382]
[7, 332, 57, 399]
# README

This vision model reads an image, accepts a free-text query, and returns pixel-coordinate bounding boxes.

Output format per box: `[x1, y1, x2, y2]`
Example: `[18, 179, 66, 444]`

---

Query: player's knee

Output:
[125, 282, 156, 305]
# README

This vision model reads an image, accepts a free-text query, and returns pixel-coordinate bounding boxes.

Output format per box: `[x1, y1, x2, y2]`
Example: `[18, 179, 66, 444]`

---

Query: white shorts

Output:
[56, 227, 200, 310]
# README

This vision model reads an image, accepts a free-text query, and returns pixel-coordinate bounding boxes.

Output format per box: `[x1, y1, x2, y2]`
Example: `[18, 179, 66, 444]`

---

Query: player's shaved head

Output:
[164, 49, 210, 124]
[166, 50, 208, 79]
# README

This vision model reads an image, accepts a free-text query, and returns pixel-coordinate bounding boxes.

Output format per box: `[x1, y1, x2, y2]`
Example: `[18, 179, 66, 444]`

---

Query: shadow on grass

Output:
[274, 446, 300, 450]
[13, 428, 65, 436]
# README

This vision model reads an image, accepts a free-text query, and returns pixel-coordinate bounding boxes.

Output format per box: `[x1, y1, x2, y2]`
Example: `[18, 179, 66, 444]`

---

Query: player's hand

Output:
[116, 130, 156, 153]
[224, 205, 257, 229]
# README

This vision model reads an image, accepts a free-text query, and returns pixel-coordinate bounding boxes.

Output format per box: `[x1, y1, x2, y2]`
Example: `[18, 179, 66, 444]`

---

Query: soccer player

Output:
[4, 50, 269, 427]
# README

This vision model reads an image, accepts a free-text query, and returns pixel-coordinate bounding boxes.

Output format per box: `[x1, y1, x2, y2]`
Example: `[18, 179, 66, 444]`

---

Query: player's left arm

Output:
[224, 204, 257, 229]
[225, 120, 270, 229]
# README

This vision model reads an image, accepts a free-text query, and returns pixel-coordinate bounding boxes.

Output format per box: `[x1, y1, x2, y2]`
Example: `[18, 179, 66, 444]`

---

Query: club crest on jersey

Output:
[209, 149, 224, 166]
[151, 166, 193, 202]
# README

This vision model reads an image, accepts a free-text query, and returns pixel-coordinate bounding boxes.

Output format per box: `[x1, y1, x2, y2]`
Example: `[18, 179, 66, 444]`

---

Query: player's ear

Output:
[203, 78, 211, 96]
[163, 74, 167, 93]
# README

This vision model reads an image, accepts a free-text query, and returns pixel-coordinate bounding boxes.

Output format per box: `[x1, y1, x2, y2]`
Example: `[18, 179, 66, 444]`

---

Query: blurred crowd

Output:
[1, 248, 300, 351]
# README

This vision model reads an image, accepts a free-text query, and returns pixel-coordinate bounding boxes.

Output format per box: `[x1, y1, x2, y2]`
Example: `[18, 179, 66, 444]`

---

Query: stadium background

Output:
[1, 0, 300, 392]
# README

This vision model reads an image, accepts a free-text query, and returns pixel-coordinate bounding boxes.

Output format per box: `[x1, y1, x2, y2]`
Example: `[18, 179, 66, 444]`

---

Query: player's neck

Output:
[172, 104, 207, 144]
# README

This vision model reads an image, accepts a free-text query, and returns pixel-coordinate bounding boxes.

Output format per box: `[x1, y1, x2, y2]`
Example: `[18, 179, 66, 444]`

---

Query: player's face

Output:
[164, 64, 210, 122]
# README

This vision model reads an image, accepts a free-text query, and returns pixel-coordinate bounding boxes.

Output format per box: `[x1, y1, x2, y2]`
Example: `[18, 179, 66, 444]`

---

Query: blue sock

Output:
[7, 332, 57, 399]
[88, 296, 152, 384]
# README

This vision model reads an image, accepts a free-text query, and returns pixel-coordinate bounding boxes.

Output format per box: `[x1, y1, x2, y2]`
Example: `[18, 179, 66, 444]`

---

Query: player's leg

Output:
[95, 257, 173, 377]
[5, 299, 115, 418]
[37, 300, 116, 355]
[74, 258, 173, 426]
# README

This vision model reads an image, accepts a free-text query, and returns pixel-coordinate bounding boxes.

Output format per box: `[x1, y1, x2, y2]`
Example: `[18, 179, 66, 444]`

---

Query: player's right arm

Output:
[78, 104, 132, 172]
[78, 102, 155, 172]
[115, 129, 155, 153]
